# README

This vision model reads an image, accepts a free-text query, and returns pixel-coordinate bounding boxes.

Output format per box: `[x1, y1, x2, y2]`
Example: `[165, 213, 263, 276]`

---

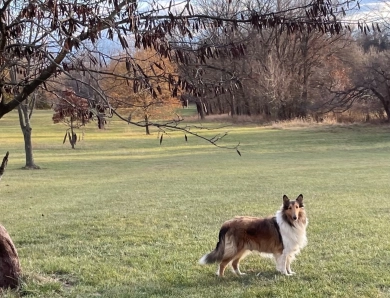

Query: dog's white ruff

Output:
[275, 209, 308, 275]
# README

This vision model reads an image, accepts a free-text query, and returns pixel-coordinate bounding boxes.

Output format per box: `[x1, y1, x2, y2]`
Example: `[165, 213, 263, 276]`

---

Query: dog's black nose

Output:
[293, 216, 297, 220]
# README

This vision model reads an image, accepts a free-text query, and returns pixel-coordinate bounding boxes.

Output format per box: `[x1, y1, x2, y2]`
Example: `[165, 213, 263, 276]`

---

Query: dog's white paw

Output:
[278, 269, 290, 275]
[276, 267, 286, 273]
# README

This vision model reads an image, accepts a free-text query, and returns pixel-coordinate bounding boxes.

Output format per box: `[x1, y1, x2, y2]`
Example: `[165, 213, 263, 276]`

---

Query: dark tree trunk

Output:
[217, 96, 223, 114]
[0, 152, 9, 183]
[381, 100, 390, 122]
[230, 94, 236, 117]
[370, 88, 390, 122]
[70, 117, 76, 149]
[0, 225, 21, 289]
[97, 114, 105, 129]
[196, 100, 205, 120]
[144, 114, 150, 135]
[17, 105, 40, 169]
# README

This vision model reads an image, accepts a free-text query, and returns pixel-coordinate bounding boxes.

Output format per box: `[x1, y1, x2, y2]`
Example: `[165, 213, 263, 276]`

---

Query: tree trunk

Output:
[70, 117, 75, 149]
[0, 225, 21, 289]
[370, 88, 390, 122]
[384, 102, 390, 122]
[196, 99, 206, 120]
[144, 114, 150, 135]
[380, 98, 390, 122]
[230, 94, 236, 117]
[17, 105, 40, 169]
[0, 152, 9, 183]
[97, 113, 105, 129]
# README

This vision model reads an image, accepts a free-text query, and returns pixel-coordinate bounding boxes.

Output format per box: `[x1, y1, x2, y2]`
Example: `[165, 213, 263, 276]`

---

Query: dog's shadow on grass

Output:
[129, 269, 309, 296]
[188, 269, 319, 288]
[174, 269, 287, 289]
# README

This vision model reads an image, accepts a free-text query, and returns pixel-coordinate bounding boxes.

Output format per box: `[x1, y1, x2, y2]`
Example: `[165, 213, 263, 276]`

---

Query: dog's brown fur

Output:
[199, 194, 308, 276]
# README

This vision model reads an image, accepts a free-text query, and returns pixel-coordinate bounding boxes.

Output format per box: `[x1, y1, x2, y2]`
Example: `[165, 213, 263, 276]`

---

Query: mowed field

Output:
[1, 110, 390, 298]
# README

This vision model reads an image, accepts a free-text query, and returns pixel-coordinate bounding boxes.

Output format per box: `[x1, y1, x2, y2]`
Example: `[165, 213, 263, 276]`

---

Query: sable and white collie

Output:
[199, 194, 308, 276]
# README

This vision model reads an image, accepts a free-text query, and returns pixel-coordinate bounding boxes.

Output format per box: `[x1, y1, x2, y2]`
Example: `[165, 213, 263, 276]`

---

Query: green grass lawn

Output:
[1, 110, 390, 297]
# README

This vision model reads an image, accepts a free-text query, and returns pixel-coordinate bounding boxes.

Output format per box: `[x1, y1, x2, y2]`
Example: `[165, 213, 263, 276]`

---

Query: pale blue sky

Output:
[349, 0, 389, 23]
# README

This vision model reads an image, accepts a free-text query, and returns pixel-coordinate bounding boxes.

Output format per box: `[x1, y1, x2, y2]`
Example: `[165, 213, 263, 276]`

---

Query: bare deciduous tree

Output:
[0, 0, 365, 148]
[176, 0, 362, 121]
[325, 28, 390, 121]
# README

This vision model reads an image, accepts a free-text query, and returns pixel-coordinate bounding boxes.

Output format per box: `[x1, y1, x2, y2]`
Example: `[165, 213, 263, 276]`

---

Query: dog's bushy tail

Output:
[199, 226, 229, 264]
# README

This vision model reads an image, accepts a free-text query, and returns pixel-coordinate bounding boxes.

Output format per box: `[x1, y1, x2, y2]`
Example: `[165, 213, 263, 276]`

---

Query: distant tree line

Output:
[37, 25, 390, 124]
[174, 0, 390, 122]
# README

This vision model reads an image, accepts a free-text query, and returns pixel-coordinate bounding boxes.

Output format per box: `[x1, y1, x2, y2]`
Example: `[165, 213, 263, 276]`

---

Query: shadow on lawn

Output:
[130, 269, 297, 297]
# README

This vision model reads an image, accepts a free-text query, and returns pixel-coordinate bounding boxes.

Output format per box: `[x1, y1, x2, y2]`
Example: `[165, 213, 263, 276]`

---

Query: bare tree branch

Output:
[0, 0, 376, 150]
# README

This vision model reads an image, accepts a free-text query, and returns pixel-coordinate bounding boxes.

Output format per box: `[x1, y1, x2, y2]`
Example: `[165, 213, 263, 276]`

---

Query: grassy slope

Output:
[0, 110, 390, 297]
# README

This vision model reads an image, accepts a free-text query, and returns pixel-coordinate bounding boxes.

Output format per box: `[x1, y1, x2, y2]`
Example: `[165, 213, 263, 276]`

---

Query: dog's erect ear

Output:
[296, 194, 304, 207]
[283, 195, 290, 208]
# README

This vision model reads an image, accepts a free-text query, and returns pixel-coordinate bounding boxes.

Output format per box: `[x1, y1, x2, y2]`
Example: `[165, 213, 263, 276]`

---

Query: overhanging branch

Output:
[112, 109, 241, 152]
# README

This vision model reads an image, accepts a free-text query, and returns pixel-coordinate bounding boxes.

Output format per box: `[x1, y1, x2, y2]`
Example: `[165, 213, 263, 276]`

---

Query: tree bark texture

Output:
[0, 225, 21, 289]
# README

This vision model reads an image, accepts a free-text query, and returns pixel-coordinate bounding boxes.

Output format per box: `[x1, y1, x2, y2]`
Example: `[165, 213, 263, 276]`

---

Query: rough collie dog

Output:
[199, 194, 308, 276]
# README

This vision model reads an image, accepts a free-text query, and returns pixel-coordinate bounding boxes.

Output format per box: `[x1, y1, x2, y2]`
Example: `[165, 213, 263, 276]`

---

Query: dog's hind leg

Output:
[231, 250, 249, 276]
[218, 256, 235, 277]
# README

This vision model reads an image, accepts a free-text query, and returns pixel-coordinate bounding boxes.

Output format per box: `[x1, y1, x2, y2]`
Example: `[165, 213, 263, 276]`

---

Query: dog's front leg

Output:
[277, 251, 297, 276]
[275, 253, 289, 275]
[286, 254, 296, 275]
